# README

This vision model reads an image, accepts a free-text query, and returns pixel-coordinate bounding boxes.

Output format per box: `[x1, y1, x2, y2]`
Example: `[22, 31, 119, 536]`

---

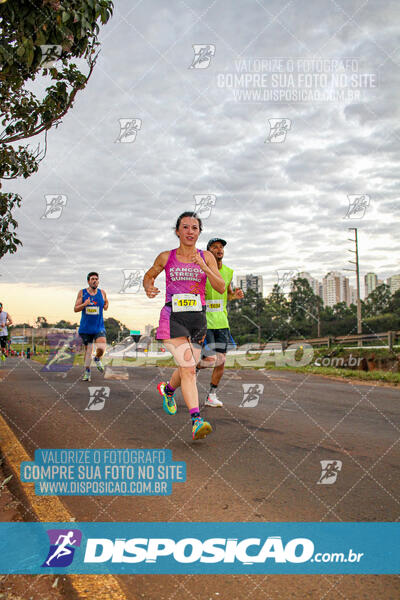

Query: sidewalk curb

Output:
[0, 412, 128, 600]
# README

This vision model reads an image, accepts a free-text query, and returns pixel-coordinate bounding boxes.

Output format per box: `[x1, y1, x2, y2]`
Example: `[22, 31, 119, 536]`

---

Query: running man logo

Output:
[40, 44, 62, 68]
[265, 119, 291, 143]
[193, 194, 217, 219]
[86, 387, 110, 411]
[41, 333, 79, 373]
[119, 269, 145, 294]
[276, 269, 299, 294]
[115, 118, 142, 143]
[344, 195, 370, 219]
[42, 343, 73, 372]
[189, 45, 216, 69]
[239, 383, 264, 408]
[317, 460, 342, 485]
[41, 195, 67, 220]
[42, 529, 82, 568]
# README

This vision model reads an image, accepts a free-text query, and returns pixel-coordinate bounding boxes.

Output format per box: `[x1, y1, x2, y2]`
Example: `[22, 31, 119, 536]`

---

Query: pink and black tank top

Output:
[164, 248, 207, 305]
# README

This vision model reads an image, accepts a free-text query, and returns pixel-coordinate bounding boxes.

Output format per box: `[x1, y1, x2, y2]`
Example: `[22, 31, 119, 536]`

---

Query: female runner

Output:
[143, 211, 225, 440]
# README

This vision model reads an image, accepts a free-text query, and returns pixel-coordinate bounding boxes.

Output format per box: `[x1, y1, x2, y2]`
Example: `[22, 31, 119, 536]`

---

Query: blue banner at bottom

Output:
[0, 522, 398, 574]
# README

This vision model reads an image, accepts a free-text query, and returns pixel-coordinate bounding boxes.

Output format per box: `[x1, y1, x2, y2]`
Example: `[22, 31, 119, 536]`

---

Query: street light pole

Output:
[354, 228, 362, 336]
[242, 314, 261, 346]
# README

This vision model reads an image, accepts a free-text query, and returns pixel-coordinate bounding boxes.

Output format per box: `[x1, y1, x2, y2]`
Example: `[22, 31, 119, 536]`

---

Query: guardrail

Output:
[286, 331, 400, 351]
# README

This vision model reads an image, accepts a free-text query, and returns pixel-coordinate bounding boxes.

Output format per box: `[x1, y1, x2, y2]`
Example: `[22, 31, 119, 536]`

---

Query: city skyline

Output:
[6, 265, 399, 328]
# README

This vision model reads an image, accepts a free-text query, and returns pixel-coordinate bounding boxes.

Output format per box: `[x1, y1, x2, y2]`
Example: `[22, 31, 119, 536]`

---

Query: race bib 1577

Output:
[172, 294, 202, 312]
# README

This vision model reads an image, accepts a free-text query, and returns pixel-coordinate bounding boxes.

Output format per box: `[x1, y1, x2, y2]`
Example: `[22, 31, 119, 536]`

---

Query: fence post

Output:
[388, 331, 394, 351]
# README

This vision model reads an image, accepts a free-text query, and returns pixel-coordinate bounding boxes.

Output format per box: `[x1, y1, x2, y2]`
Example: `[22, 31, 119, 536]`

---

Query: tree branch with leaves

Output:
[0, 0, 114, 258]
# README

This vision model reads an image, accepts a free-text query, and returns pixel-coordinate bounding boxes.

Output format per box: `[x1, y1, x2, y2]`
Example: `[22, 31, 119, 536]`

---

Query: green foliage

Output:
[391, 289, 400, 315]
[226, 279, 399, 344]
[35, 315, 49, 328]
[104, 317, 130, 343]
[54, 319, 78, 328]
[364, 283, 392, 317]
[362, 313, 400, 333]
[289, 277, 320, 321]
[0, 0, 114, 257]
[0, 191, 21, 255]
[333, 301, 355, 319]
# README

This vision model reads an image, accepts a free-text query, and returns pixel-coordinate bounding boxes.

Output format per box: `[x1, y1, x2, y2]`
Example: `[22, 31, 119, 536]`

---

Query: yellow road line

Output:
[0, 413, 128, 600]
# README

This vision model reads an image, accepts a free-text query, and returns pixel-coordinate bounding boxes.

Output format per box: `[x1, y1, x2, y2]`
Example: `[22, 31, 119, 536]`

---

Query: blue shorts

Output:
[202, 328, 234, 356]
[79, 330, 106, 346]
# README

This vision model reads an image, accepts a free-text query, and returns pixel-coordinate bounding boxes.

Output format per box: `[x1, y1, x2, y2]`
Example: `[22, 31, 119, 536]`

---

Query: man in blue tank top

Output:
[74, 272, 109, 382]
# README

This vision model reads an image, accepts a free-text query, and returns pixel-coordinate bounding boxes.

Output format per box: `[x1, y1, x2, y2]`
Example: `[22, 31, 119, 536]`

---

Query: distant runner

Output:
[0, 302, 12, 361]
[144, 212, 225, 440]
[74, 272, 108, 382]
[197, 238, 244, 406]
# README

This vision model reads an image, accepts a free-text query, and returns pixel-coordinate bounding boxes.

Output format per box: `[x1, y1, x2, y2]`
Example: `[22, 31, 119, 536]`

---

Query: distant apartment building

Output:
[349, 286, 357, 306]
[322, 271, 351, 307]
[237, 274, 263, 295]
[298, 271, 322, 297]
[387, 274, 400, 294]
[364, 272, 378, 299]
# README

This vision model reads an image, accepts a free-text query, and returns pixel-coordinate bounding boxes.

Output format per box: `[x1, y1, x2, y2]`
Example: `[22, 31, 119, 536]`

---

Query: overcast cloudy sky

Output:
[1, 0, 399, 330]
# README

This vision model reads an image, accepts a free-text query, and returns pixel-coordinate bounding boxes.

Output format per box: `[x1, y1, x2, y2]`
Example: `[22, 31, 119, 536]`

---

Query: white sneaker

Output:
[205, 391, 223, 407]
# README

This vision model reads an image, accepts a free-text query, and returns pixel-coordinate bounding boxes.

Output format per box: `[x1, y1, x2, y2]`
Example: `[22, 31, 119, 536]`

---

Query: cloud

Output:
[2, 0, 399, 325]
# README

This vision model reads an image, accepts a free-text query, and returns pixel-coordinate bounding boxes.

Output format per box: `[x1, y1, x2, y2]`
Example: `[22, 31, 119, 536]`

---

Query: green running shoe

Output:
[192, 417, 212, 440]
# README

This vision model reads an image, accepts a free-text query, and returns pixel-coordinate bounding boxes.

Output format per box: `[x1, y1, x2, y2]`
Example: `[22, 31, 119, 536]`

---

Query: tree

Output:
[364, 284, 392, 317]
[228, 289, 265, 344]
[54, 319, 78, 328]
[267, 284, 289, 320]
[332, 301, 354, 319]
[0, 0, 114, 257]
[35, 315, 49, 328]
[289, 277, 321, 324]
[320, 305, 335, 321]
[390, 289, 400, 315]
[104, 317, 129, 343]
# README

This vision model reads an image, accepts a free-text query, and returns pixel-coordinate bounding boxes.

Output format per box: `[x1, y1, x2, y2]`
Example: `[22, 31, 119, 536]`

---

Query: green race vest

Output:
[205, 264, 234, 329]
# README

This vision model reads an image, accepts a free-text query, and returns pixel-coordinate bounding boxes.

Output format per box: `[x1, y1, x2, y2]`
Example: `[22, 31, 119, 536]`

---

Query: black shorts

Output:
[170, 307, 207, 345]
[0, 336, 7, 349]
[79, 330, 106, 346]
[202, 328, 231, 356]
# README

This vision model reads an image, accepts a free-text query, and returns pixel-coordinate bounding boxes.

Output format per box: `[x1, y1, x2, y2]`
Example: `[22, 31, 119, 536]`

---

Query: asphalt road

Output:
[0, 357, 399, 600]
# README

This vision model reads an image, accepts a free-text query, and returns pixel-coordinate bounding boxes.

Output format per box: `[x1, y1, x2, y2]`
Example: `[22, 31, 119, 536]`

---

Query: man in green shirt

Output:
[198, 238, 244, 407]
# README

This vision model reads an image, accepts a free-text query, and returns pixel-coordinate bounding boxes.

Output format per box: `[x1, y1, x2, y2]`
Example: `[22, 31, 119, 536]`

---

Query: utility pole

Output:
[345, 228, 362, 344]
